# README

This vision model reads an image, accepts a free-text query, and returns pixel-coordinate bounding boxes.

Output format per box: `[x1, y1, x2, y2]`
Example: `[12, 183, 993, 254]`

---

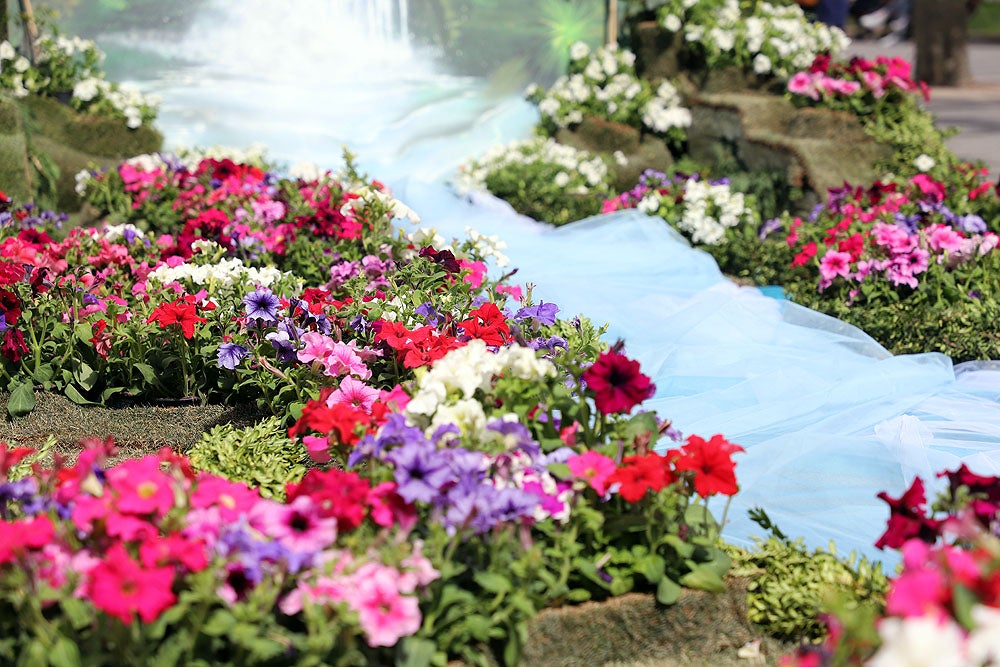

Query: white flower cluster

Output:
[641, 80, 692, 133]
[341, 185, 422, 225]
[406, 339, 556, 436]
[642, 177, 754, 245]
[146, 256, 292, 294]
[530, 42, 690, 137]
[100, 223, 146, 243]
[658, 0, 850, 79]
[0, 34, 159, 128]
[72, 78, 160, 128]
[0, 40, 30, 97]
[678, 178, 752, 245]
[464, 227, 510, 269]
[454, 136, 611, 197]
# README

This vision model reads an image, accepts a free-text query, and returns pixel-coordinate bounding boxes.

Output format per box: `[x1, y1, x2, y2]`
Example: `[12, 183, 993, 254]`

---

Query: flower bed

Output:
[0, 149, 762, 664]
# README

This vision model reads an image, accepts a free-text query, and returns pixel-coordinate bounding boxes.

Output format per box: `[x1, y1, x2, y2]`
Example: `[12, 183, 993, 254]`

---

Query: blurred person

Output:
[814, 0, 852, 28]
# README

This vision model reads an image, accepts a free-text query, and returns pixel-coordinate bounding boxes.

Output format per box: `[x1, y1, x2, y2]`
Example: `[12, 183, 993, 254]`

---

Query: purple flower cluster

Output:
[353, 415, 571, 536]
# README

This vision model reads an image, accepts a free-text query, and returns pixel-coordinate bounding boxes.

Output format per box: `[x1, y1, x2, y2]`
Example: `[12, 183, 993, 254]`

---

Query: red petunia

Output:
[583, 350, 656, 415]
[1, 328, 28, 362]
[146, 298, 207, 339]
[287, 468, 371, 532]
[609, 453, 673, 502]
[458, 302, 510, 346]
[874, 477, 943, 550]
[673, 434, 745, 498]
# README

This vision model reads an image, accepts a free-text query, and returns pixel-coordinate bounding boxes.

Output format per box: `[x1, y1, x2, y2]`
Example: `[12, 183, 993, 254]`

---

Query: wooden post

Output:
[17, 0, 38, 64]
[606, 0, 618, 46]
[913, 0, 972, 86]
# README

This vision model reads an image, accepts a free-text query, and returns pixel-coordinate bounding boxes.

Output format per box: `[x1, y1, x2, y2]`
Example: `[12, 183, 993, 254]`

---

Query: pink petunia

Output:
[189, 473, 261, 522]
[925, 224, 965, 253]
[250, 496, 338, 554]
[327, 376, 380, 412]
[323, 341, 372, 379]
[818, 250, 853, 282]
[297, 331, 336, 365]
[788, 71, 820, 100]
[105, 455, 177, 517]
[349, 566, 422, 647]
[87, 543, 176, 625]
[567, 450, 617, 496]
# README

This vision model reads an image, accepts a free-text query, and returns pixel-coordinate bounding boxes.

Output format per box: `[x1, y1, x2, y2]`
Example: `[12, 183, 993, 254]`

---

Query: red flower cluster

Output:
[145, 296, 209, 339]
[373, 320, 462, 369]
[286, 468, 415, 533]
[606, 433, 744, 503]
[583, 349, 656, 415]
[457, 302, 510, 346]
[673, 434, 745, 498]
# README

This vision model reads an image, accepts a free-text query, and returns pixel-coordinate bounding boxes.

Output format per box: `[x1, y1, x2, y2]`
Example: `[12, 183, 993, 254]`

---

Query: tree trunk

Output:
[1, 2, 8, 44]
[913, 0, 972, 86]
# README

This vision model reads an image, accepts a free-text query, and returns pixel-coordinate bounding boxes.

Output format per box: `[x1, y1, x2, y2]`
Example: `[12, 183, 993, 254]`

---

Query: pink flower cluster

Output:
[0, 438, 434, 647]
[788, 53, 930, 105]
[785, 173, 1000, 297]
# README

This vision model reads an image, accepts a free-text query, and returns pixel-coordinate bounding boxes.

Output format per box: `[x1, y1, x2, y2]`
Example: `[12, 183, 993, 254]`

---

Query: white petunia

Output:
[913, 154, 936, 173]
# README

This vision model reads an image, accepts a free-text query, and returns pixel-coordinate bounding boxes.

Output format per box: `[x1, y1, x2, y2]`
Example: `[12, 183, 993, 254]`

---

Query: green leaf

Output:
[73, 361, 98, 392]
[73, 322, 93, 345]
[462, 614, 493, 641]
[680, 564, 727, 593]
[201, 609, 236, 636]
[634, 554, 666, 584]
[63, 384, 96, 407]
[7, 382, 36, 418]
[546, 462, 571, 480]
[49, 638, 82, 667]
[473, 571, 511, 594]
[60, 598, 92, 630]
[31, 364, 54, 385]
[396, 637, 436, 667]
[953, 583, 977, 631]
[18, 639, 48, 667]
[656, 576, 681, 605]
[134, 363, 156, 384]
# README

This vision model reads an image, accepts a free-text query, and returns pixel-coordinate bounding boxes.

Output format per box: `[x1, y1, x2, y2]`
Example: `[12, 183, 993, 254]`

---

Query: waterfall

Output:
[150, 0, 419, 83]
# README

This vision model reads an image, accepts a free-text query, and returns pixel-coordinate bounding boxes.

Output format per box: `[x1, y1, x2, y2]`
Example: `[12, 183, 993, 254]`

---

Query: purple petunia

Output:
[515, 301, 559, 327]
[217, 342, 250, 370]
[242, 288, 280, 323]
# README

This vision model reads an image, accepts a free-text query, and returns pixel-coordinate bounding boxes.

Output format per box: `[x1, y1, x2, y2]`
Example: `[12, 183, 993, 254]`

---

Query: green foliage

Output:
[861, 97, 959, 179]
[730, 513, 887, 642]
[483, 161, 607, 226]
[187, 417, 310, 500]
[457, 136, 614, 226]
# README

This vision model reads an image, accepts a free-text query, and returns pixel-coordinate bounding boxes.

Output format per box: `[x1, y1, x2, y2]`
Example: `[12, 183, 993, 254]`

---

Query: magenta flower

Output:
[818, 250, 853, 283]
[250, 496, 338, 554]
[567, 450, 617, 495]
[105, 456, 176, 517]
[349, 565, 422, 647]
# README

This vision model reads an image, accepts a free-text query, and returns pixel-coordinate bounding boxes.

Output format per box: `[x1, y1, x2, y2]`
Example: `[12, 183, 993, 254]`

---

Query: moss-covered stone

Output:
[521, 583, 787, 666]
[556, 116, 675, 192]
[0, 95, 162, 210]
[686, 92, 892, 206]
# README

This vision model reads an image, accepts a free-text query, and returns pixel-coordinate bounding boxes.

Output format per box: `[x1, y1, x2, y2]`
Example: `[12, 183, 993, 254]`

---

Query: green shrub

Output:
[729, 513, 888, 642]
[187, 416, 310, 499]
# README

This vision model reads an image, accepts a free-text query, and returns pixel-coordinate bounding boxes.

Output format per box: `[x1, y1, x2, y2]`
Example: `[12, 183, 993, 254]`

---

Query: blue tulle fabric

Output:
[390, 179, 1000, 565]
[135, 14, 1000, 563]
